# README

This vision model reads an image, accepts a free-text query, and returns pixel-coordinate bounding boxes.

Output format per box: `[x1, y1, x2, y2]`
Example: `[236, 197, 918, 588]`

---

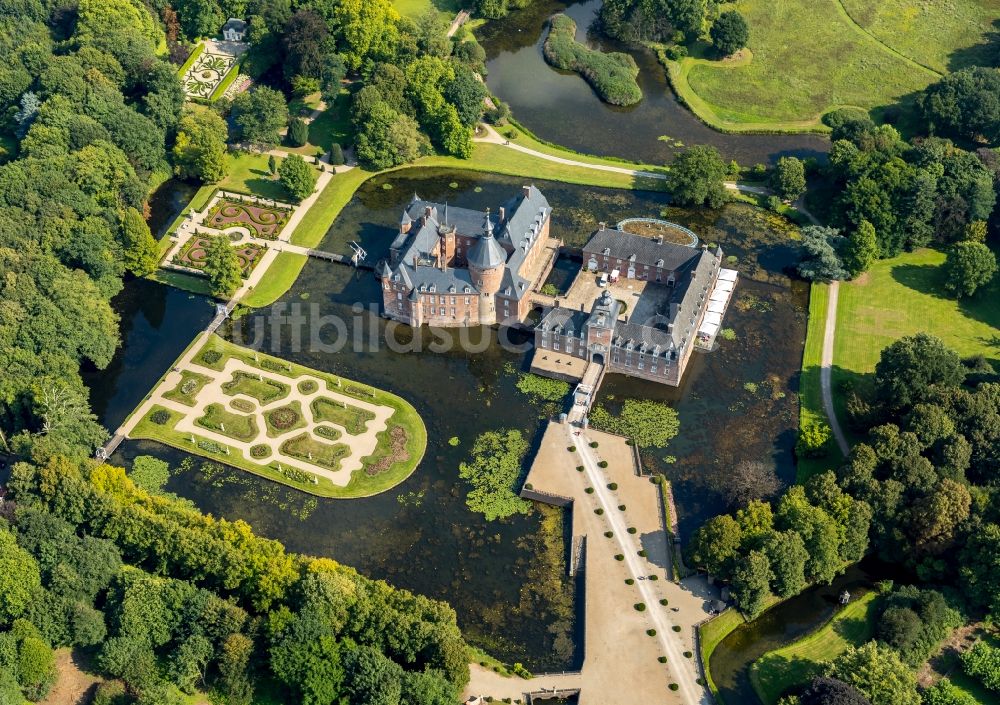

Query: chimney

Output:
[425, 206, 433, 217]
[599, 222, 606, 231]
[413, 254, 418, 268]
[656, 235, 663, 244]
[498, 206, 505, 222]
[522, 185, 531, 199]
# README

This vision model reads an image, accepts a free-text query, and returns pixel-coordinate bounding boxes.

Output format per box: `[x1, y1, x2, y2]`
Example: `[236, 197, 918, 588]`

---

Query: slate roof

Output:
[222, 17, 246, 32]
[583, 228, 701, 271]
[384, 187, 551, 300]
[539, 308, 590, 336]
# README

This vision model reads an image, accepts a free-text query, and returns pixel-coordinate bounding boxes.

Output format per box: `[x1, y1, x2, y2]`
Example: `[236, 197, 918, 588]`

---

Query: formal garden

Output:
[173, 236, 265, 276]
[204, 197, 292, 239]
[179, 48, 238, 100]
[128, 336, 426, 498]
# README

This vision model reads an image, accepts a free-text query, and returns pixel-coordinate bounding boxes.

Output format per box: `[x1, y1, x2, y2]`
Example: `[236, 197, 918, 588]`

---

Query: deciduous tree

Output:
[943, 240, 996, 298]
[667, 145, 728, 208]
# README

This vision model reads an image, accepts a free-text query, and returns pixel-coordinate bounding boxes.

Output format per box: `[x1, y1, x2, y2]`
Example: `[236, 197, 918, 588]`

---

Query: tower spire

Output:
[484, 207, 493, 237]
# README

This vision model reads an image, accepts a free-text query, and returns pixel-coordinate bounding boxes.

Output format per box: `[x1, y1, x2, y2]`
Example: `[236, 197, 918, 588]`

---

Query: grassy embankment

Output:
[749, 591, 879, 704]
[543, 13, 642, 106]
[128, 335, 427, 499]
[698, 596, 781, 699]
[658, 0, 949, 132]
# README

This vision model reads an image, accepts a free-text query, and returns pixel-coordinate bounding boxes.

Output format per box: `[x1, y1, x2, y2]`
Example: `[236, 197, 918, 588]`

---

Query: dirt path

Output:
[447, 9, 471, 38]
[820, 280, 850, 455]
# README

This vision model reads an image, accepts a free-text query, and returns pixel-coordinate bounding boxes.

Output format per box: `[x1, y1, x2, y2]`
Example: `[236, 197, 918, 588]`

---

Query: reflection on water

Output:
[87, 168, 807, 669]
[146, 178, 199, 238]
[479, 0, 830, 165]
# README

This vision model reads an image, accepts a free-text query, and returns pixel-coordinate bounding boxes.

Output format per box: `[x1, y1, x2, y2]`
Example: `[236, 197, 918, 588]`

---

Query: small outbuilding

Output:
[222, 18, 247, 42]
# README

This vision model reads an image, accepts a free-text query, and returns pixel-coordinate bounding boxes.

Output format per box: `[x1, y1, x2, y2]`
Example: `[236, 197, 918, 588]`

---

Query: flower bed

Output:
[174, 237, 264, 277]
[181, 51, 237, 99]
[264, 402, 306, 437]
[310, 397, 375, 435]
[205, 198, 291, 240]
[279, 433, 349, 470]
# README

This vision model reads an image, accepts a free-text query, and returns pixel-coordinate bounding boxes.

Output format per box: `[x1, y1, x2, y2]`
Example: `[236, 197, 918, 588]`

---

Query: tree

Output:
[281, 9, 329, 80]
[232, 87, 289, 149]
[724, 460, 780, 508]
[844, 220, 878, 277]
[120, 207, 159, 276]
[287, 118, 309, 148]
[799, 676, 872, 705]
[588, 399, 680, 448]
[268, 154, 277, 175]
[400, 669, 458, 705]
[827, 642, 920, 705]
[711, 11, 749, 57]
[0, 531, 41, 624]
[917, 67, 1000, 144]
[922, 679, 978, 705]
[960, 641, 1000, 692]
[798, 226, 848, 281]
[959, 522, 1000, 616]
[16, 632, 56, 701]
[269, 608, 345, 705]
[202, 234, 242, 298]
[667, 145, 728, 208]
[730, 550, 773, 618]
[776, 486, 842, 584]
[169, 635, 212, 694]
[354, 101, 424, 170]
[333, 0, 400, 70]
[797, 421, 832, 459]
[686, 514, 742, 575]
[172, 109, 228, 182]
[443, 64, 488, 128]
[279, 155, 317, 202]
[13, 91, 41, 138]
[329, 143, 344, 165]
[343, 645, 403, 705]
[175, 0, 222, 40]
[943, 240, 997, 298]
[763, 530, 808, 597]
[772, 156, 806, 201]
[218, 634, 254, 705]
[873, 334, 964, 411]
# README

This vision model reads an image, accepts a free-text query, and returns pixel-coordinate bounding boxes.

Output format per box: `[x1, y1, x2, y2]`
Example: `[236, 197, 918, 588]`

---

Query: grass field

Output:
[749, 592, 879, 704]
[283, 89, 355, 157]
[832, 248, 1000, 376]
[665, 0, 942, 130]
[839, 0, 1000, 73]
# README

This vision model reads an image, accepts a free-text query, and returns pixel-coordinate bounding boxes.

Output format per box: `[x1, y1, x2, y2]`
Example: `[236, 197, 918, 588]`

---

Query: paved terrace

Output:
[464, 421, 714, 705]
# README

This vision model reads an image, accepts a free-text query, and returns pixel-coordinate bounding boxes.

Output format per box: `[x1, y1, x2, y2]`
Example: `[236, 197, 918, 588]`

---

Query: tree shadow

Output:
[947, 19, 1000, 72]
[640, 530, 669, 571]
[889, 262, 949, 299]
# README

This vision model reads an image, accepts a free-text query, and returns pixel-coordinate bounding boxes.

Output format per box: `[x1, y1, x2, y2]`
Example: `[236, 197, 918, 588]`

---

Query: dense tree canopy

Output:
[710, 11, 749, 57]
[943, 240, 997, 298]
[917, 67, 1000, 144]
[667, 145, 729, 208]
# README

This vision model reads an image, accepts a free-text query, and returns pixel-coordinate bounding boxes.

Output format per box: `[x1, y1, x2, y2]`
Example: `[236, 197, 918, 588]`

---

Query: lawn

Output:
[311, 397, 376, 435]
[833, 248, 1000, 375]
[391, 0, 461, 20]
[796, 283, 844, 482]
[749, 591, 879, 704]
[280, 432, 350, 470]
[264, 401, 307, 438]
[221, 370, 290, 404]
[129, 335, 427, 498]
[218, 152, 319, 201]
[163, 370, 213, 407]
[196, 403, 258, 441]
[283, 89, 355, 157]
[839, 0, 1000, 73]
[664, 0, 941, 130]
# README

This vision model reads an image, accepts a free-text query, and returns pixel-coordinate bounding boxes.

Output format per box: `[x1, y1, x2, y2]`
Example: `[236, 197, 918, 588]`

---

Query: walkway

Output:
[447, 9, 471, 38]
[820, 281, 850, 455]
[475, 124, 764, 198]
[465, 422, 714, 705]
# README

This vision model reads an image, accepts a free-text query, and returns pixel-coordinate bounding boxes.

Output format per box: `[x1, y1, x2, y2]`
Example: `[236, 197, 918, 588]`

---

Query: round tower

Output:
[467, 209, 506, 295]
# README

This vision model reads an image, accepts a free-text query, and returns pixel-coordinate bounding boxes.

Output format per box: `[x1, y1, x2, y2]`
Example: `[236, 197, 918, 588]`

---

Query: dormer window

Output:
[603, 247, 611, 256]
[656, 259, 664, 268]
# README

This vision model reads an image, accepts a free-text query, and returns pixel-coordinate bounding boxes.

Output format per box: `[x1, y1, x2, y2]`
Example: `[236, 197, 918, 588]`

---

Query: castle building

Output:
[534, 226, 733, 387]
[377, 186, 553, 327]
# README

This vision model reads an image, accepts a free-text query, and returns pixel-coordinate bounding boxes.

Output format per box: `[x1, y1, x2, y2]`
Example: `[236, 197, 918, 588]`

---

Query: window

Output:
[451, 297, 456, 305]
[638, 360, 644, 370]
[613, 355, 619, 364]
[651, 365, 657, 373]
[396, 293, 401, 300]
[451, 308, 456, 317]
[540, 339, 547, 349]
[439, 307, 445, 316]
[439, 296, 446, 304]
[554, 342, 560, 351]
[465, 297, 471, 305]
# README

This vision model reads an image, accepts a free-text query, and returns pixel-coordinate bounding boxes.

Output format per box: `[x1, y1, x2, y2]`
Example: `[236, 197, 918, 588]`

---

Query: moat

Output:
[89, 168, 807, 671]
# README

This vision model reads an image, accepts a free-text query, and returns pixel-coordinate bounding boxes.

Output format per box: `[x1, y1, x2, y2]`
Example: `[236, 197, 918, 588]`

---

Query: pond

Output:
[90, 167, 807, 670]
[479, 0, 830, 165]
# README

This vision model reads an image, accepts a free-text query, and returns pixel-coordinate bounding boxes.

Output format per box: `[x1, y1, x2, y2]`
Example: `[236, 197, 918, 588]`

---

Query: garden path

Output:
[147, 356, 394, 484]
[820, 280, 850, 455]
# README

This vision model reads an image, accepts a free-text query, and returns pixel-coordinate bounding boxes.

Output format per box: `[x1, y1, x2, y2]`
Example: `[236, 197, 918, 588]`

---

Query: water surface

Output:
[480, 0, 830, 165]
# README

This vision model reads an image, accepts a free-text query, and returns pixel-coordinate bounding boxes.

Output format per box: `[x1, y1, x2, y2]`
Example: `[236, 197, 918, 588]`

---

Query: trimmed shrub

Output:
[604, 531, 613, 538]
[625, 578, 634, 585]
[627, 527, 637, 534]
[658, 656, 667, 663]
[608, 482, 618, 490]
[585, 487, 594, 494]
[647, 629, 657, 637]
[615, 554, 624, 561]
[672, 626, 682, 633]
[595, 508, 605, 515]
[637, 549, 647, 557]
[329, 143, 344, 165]
[576, 465, 584, 472]
[568, 446, 576, 452]
[660, 599, 669, 606]
[590, 441, 598, 448]
[669, 683, 679, 691]
[150, 409, 171, 425]
[287, 117, 308, 147]
[634, 603, 646, 611]
[598, 460, 608, 468]
[619, 504, 627, 511]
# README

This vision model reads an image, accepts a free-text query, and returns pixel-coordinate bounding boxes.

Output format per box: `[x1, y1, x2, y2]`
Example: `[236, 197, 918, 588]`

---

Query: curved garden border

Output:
[617, 218, 699, 248]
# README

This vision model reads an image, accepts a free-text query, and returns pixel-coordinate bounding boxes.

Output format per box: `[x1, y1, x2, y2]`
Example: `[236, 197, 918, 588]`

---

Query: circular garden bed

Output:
[616, 218, 699, 247]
